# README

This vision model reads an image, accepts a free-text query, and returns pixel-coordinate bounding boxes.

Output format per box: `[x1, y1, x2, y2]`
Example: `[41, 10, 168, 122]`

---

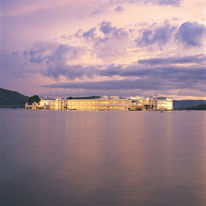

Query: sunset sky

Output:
[0, 0, 206, 99]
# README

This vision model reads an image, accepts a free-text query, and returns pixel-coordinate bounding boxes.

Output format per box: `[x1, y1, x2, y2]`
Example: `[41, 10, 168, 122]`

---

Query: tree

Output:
[28, 95, 40, 105]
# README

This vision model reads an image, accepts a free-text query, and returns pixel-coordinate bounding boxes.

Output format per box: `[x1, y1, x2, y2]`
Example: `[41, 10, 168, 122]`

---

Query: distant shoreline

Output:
[0, 106, 24, 108]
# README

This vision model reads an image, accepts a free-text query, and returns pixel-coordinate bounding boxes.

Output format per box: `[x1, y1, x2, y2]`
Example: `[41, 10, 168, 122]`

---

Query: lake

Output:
[0, 109, 205, 206]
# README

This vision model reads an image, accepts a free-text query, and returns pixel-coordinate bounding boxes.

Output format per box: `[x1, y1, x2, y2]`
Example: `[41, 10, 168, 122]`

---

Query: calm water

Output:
[0, 109, 206, 206]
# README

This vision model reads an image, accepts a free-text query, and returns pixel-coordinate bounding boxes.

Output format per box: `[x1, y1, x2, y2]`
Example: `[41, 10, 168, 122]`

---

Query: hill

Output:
[0, 88, 29, 108]
[173, 100, 206, 109]
[183, 104, 206, 110]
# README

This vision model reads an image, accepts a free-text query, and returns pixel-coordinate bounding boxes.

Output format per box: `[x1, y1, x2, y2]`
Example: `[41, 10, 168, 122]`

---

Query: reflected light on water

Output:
[0, 110, 206, 206]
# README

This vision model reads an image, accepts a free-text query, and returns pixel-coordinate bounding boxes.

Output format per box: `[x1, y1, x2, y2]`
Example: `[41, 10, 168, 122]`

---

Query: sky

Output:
[0, 0, 206, 99]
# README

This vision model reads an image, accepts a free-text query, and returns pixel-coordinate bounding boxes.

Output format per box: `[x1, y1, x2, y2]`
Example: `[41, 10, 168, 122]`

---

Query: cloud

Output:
[82, 27, 96, 39]
[0, 50, 38, 76]
[22, 30, 206, 90]
[157, 0, 180, 6]
[60, 21, 206, 62]
[1, 0, 67, 16]
[98, 65, 206, 83]
[24, 42, 85, 64]
[23, 42, 91, 80]
[80, 21, 131, 61]
[99, 21, 114, 34]
[136, 22, 176, 48]
[42, 62, 206, 94]
[26, 57, 205, 83]
[22, 40, 206, 85]
[41, 64, 97, 80]
[1, 0, 92, 17]
[6, 19, 204, 97]
[0, 50, 41, 92]
[175, 22, 206, 47]
[44, 79, 162, 90]
[98, 21, 129, 39]
[44, 65, 206, 92]
[115, 6, 124, 12]
[89, 0, 181, 17]
[110, 0, 181, 6]
[136, 21, 206, 49]
[138, 54, 206, 65]
[1, 49, 204, 95]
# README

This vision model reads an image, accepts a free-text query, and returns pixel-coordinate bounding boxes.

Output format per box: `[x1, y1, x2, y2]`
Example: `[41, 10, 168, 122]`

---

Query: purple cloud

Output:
[35, 62, 205, 82]
[99, 21, 114, 34]
[99, 21, 128, 39]
[98, 65, 206, 83]
[80, 21, 130, 60]
[41, 60, 206, 93]
[22, 42, 206, 86]
[23, 42, 89, 80]
[45, 79, 162, 91]
[175, 22, 206, 47]
[41, 64, 97, 80]
[110, 0, 181, 6]
[0, 50, 37, 76]
[98, 21, 128, 38]
[24, 43, 86, 65]
[0, 50, 40, 91]
[115, 6, 124, 12]
[138, 54, 206, 65]
[158, 0, 180, 6]
[136, 23, 176, 48]
[83, 27, 96, 39]
[44, 64, 206, 92]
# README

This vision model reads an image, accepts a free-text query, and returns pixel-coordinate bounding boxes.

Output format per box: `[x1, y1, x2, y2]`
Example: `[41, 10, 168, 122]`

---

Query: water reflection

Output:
[0, 110, 206, 206]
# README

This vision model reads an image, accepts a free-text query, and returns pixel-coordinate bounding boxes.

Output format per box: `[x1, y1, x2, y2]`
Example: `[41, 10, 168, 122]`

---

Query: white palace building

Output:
[25, 96, 173, 111]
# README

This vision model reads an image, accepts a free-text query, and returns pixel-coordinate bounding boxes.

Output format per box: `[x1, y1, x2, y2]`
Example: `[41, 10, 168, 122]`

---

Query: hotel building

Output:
[153, 97, 173, 111]
[25, 96, 173, 111]
[66, 99, 131, 111]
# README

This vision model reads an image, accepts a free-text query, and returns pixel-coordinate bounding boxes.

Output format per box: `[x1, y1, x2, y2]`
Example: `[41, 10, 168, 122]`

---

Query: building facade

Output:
[153, 97, 173, 111]
[25, 96, 173, 111]
[66, 99, 131, 111]
[32, 98, 132, 111]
